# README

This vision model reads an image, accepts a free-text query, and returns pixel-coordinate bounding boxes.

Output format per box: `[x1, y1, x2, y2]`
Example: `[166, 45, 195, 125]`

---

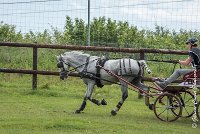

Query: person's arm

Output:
[179, 57, 192, 66]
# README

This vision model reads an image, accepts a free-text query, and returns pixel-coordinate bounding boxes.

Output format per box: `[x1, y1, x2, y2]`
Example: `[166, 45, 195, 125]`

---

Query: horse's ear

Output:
[56, 55, 59, 61]
[56, 55, 62, 61]
[59, 54, 64, 60]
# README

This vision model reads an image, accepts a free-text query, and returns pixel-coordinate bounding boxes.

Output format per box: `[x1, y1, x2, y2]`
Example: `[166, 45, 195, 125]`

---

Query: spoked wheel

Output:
[153, 93, 182, 122]
[176, 91, 194, 118]
[197, 101, 200, 120]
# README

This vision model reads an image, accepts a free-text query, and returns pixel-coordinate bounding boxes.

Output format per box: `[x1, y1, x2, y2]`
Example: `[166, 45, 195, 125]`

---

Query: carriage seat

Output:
[183, 47, 200, 85]
[183, 69, 200, 85]
[183, 69, 200, 80]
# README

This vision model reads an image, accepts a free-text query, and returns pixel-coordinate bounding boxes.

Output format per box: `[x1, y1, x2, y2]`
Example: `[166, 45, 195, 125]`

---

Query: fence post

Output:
[32, 47, 37, 90]
[138, 51, 145, 99]
[88, 0, 90, 46]
[140, 51, 145, 60]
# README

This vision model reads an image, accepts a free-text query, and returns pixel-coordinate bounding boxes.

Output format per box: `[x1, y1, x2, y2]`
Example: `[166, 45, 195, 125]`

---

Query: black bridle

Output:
[57, 56, 99, 75]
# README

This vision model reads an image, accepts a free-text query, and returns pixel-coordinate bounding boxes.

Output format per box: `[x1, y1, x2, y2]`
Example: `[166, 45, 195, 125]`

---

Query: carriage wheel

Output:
[153, 93, 182, 122]
[197, 101, 200, 120]
[176, 91, 194, 118]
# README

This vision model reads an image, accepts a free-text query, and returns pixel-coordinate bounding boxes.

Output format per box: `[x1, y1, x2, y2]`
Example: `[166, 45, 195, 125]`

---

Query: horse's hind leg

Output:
[111, 81, 128, 116]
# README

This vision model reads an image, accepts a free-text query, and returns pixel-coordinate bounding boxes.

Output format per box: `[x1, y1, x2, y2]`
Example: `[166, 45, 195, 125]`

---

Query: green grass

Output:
[0, 76, 199, 134]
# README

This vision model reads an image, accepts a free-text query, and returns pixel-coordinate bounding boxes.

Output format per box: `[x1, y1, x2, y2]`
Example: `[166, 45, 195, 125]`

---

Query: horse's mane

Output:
[62, 51, 90, 63]
[63, 51, 90, 57]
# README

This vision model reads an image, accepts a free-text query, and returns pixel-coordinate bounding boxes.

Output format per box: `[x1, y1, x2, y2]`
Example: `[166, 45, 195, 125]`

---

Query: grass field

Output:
[0, 75, 199, 134]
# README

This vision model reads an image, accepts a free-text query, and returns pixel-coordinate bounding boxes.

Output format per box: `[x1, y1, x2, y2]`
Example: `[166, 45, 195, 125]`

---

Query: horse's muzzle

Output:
[60, 71, 69, 80]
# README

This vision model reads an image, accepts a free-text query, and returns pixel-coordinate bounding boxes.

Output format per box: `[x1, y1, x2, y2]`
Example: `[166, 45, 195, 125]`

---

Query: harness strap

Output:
[123, 59, 127, 74]
[79, 57, 108, 88]
[96, 58, 108, 88]
[119, 59, 122, 75]
[137, 61, 142, 77]
[80, 56, 90, 78]
[119, 59, 141, 77]
[82, 56, 90, 73]
[130, 61, 143, 83]
[128, 59, 133, 74]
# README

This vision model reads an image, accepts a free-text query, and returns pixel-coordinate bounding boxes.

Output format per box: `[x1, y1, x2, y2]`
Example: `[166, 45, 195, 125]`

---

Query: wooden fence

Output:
[0, 42, 187, 90]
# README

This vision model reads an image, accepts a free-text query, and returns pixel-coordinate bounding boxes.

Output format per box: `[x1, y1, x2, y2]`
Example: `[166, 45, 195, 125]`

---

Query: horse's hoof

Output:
[101, 99, 107, 105]
[138, 93, 144, 99]
[111, 110, 117, 116]
[149, 104, 154, 110]
[74, 110, 81, 114]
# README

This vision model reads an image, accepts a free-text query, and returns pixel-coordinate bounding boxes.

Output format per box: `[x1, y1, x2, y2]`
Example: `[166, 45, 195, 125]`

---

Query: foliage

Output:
[1, 16, 200, 48]
[0, 16, 199, 76]
[0, 21, 22, 42]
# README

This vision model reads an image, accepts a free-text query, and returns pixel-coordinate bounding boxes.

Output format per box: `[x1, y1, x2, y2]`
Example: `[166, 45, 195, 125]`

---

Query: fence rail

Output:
[0, 42, 186, 89]
[0, 42, 187, 54]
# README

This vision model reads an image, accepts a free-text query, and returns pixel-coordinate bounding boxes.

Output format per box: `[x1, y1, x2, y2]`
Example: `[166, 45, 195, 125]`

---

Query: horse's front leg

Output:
[88, 98, 107, 106]
[111, 81, 128, 116]
[75, 80, 94, 114]
[86, 81, 107, 106]
[75, 97, 87, 114]
[75, 80, 106, 114]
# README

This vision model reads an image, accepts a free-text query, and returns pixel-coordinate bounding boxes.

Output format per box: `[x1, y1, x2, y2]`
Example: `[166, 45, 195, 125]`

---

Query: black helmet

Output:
[186, 38, 198, 44]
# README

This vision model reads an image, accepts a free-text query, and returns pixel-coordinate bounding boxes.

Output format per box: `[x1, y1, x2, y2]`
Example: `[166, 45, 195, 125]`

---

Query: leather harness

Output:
[96, 58, 108, 88]
[80, 57, 108, 88]
[80, 57, 142, 88]
[119, 59, 142, 77]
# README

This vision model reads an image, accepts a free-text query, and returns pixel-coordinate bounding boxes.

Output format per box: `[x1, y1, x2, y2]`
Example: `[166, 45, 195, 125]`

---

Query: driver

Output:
[154, 37, 200, 90]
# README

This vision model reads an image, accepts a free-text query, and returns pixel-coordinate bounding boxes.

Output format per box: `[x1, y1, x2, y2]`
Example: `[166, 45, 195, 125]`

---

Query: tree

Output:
[0, 21, 22, 42]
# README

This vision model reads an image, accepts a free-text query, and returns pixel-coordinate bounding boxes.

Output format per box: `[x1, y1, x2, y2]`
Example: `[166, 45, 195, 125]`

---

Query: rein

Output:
[146, 59, 182, 73]
[146, 59, 179, 64]
[60, 56, 99, 73]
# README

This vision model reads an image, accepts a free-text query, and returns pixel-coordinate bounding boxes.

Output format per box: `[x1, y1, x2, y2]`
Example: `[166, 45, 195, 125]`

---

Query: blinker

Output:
[57, 62, 63, 68]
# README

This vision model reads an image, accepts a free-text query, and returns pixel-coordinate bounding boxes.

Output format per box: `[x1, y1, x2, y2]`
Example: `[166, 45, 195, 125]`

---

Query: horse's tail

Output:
[138, 60, 152, 74]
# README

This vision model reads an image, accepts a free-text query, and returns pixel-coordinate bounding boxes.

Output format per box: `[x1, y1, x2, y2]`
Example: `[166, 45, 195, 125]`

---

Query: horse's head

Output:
[138, 60, 152, 74]
[56, 55, 70, 80]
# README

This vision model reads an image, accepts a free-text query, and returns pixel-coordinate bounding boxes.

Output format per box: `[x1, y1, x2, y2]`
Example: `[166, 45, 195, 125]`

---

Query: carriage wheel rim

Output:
[197, 102, 200, 120]
[178, 91, 195, 118]
[153, 93, 182, 122]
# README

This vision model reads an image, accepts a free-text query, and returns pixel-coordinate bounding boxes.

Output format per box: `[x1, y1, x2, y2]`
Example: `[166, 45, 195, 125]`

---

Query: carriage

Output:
[57, 51, 200, 122]
[146, 70, 200, 122]
[99, 63, 200, 122]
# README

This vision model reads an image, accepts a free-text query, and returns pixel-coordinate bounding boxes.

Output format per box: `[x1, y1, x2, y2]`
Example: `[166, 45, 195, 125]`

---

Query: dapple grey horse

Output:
[57, 51, 151, 115]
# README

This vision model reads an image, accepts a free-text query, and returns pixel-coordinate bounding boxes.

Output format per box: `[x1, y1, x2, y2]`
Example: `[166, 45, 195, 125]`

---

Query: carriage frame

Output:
[98, 64, 200, 122]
